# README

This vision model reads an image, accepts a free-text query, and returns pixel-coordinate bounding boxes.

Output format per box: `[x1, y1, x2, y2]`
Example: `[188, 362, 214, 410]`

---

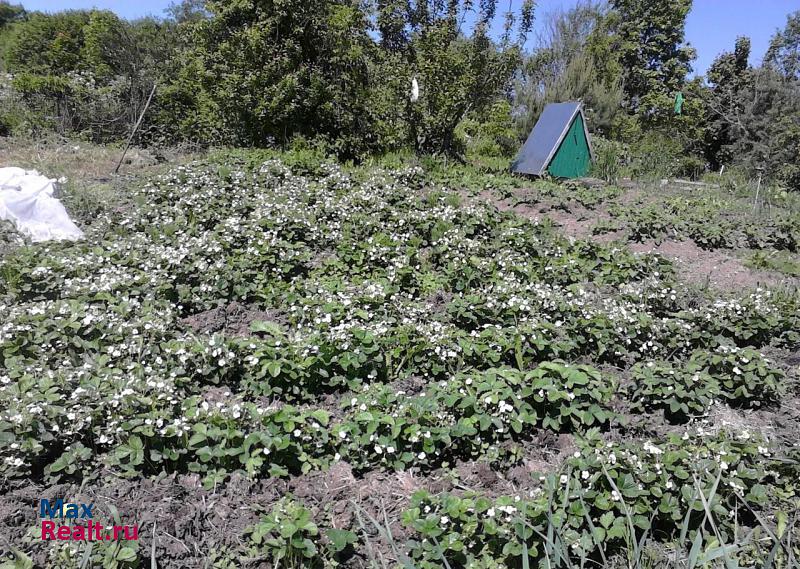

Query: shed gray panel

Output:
[510, 101, 582, 175]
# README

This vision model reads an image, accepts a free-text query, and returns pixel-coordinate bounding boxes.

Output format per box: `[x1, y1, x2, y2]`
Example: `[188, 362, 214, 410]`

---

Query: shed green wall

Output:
[546, 113, 591, 178]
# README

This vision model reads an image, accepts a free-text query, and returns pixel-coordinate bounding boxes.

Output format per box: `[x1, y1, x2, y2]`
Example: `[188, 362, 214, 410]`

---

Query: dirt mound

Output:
[180, 301, 283, 337]
[445, 431, 578, 502]
[629, 239, 797, 291]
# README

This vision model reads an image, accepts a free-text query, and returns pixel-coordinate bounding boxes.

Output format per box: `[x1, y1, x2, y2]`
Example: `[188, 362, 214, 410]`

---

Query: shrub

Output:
[460, 101, 519, 159]
[590, 135, 626, 182]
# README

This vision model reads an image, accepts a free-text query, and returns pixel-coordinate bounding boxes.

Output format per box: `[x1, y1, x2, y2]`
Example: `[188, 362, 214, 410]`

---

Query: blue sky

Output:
[16, 0, 798, 76]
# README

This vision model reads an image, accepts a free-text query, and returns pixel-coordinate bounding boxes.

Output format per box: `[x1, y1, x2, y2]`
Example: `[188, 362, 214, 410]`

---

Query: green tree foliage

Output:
[81, 11, 128, 80]
[609, 0, 695, 117]
[0, 1, 25, 70]
[0, 1, 24, 28]
[3, 11, 90, 74]
[0, 9, 176, 141]
[705, 22, 800, 190]
[186, 0, 380, 157]
[1, 0, 798, 192]
[765, 10, 800, 81]
[705, 36, 753, 168]
[0, 0, 527, 159]
[185, 0, 533, 157]
[729, 68, 800, 190]
[166, 0, 209, 24]
[380, 0, 534, 155]
[2, 7, 176, 76]
[514, 2, 623, 138]
[458, 100, 518, 160]
[2, 9, 173, 81]
[143, 3, 209, 145]
[584, 0, 704, 178]
[408, 28, 519, 155]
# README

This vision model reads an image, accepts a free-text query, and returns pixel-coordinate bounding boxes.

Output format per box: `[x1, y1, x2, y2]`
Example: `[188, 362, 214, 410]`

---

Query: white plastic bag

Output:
[0, 167, 84, 242]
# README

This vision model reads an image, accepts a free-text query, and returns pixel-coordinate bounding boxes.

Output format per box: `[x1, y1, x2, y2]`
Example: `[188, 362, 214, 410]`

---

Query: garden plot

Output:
[489, 178, 800, 291]
[1, 158, 799, 567]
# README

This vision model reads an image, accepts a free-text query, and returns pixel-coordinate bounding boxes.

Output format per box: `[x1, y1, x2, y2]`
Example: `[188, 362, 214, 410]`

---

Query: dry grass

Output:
[0, 135, 203, 229]
[0, 135, 200, 182]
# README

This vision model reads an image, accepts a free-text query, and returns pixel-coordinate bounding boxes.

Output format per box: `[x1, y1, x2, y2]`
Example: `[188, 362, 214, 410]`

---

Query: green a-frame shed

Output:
[510, 101, 594, 178]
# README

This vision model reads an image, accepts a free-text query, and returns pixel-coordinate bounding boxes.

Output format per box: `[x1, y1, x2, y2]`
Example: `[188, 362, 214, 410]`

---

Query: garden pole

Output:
[115, 82, 158, 175]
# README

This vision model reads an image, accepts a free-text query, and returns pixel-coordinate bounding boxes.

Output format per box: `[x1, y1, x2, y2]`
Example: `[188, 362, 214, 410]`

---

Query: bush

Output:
[674, 154, 706, 179]
[0, 10, 172, 142]
[627, 131, 683, 180]
[459, 101, 518, 159]
[590, 135, 626, 182]
[5, 71, 150, 141]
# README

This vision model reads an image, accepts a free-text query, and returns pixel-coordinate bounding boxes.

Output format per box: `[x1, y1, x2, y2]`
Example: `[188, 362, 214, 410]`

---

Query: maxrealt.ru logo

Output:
[39, 499, 138, 541]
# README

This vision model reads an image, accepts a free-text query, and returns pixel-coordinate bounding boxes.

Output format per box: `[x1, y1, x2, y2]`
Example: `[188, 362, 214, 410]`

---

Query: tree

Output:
[704, 26, 800, 191]
[0, 1, 24, 28]
[3, 9, 173, 81]
[3, 11, 90, 75]
[187, 0, 380, 156]
[81, 10, 128, 80]
[166, 0, 209, 24]
[380, 0, 534, 155]
[608, 0, 695, 113]
[0, 1, 25, 70]
[1, 8, 176, 141]
[765, 10, 800, 81]
[514, 2, 623, 137]
[704, 36, 753, 168]
[408, 22, 524, 155]
[730, 69, 800, 190]
[187, 0, 533, 157]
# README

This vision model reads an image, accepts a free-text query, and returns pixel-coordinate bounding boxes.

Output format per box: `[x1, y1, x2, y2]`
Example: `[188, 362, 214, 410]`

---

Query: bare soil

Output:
[180, 301, 285, 337]
[0, 464, 457, 566]
[477, 182, 799, 292]
[628, 239, 798, 291]
[0, 473, 282, 567]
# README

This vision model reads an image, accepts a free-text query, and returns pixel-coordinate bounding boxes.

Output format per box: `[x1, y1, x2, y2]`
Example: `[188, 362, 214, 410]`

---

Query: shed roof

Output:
[510, 101, 592, 176]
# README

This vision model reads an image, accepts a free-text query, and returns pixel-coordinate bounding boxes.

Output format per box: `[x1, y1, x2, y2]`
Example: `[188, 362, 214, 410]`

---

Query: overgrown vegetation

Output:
[0, 1, 798, 189]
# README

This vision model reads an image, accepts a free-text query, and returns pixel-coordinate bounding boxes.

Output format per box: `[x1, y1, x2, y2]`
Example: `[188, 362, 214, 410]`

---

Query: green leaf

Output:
[116, 547, 137, 562]
[0, 549, 33, 569]
[188, 432, 206, 447]
[250, 320, 284, 336]
[326, 528, 357, 552]
[592, 526, 606, 544]
[266, 361, 281, 378]
[310, 410, 330, 427]
[688, 531, 704, 568]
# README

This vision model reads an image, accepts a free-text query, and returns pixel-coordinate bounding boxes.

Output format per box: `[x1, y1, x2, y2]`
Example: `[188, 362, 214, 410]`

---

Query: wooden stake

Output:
[115, 82, 157, 174]
[753, 169, 763, 214]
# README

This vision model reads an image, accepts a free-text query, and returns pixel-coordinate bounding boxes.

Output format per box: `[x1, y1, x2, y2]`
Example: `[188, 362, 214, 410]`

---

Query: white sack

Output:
[0, 167, 84, 242]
